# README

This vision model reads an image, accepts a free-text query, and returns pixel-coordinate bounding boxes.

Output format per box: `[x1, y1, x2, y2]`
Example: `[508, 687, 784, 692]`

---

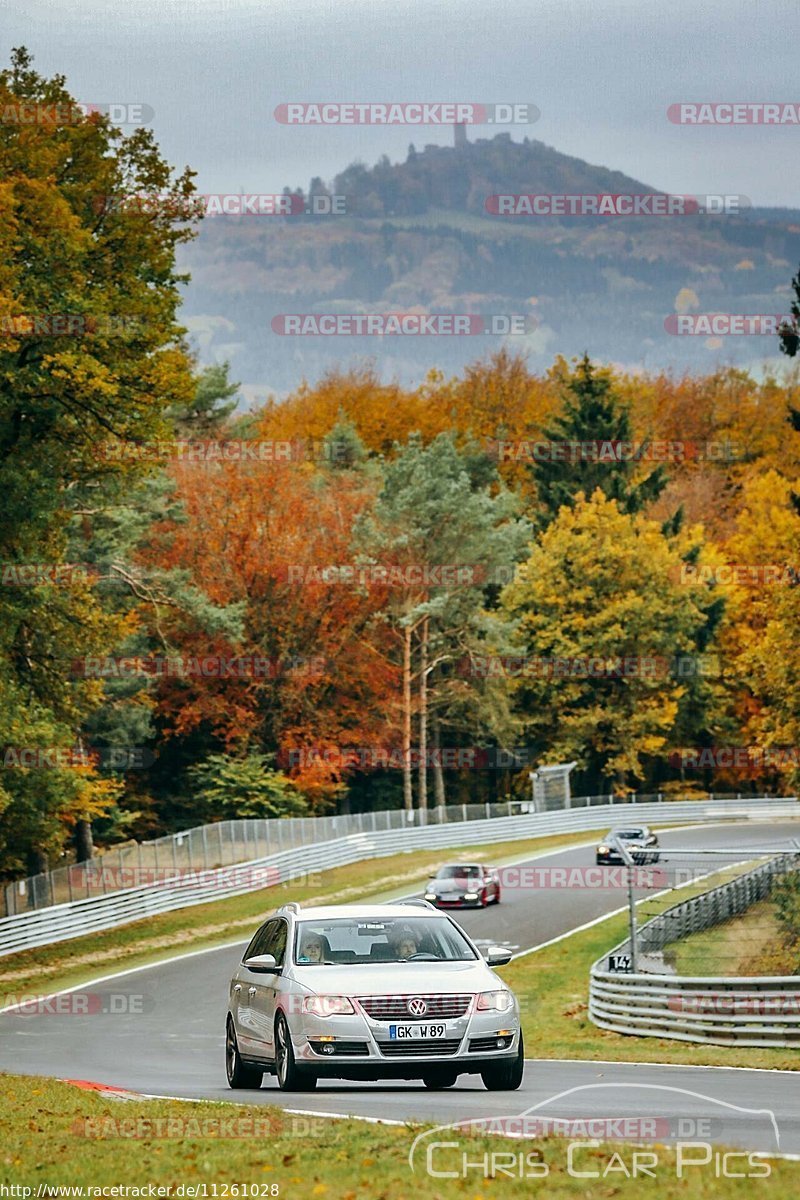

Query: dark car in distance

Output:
[596, 826, 660, 865]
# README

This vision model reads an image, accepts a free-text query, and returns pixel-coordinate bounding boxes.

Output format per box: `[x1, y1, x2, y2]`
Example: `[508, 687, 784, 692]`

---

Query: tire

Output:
[275, 1013, 317, 1091]
[480, 1032, 525, 1091]
[226, 1018, 263, 1089]
[494, 887, 501, 904]
[422, 1069, 458, 1089]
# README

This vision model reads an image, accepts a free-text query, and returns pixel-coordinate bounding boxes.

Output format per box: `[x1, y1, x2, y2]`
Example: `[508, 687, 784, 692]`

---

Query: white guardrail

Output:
[1, 796, 798, 958]
[590, 851, 800, 1048]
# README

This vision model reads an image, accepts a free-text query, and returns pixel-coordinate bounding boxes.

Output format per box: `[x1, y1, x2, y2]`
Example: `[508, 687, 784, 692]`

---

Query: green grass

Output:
[3, 1073, 800, 1196]
[669, 900, 799, 977]
[0, 828, 609, 1002]
[499, 869, 800, 1070]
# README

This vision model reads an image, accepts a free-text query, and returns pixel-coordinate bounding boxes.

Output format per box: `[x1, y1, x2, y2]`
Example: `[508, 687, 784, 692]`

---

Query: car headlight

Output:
[476, 990, 514, 1012]
[424, 892, 437, 900]
[464, 892, 478, 899]
[597, 844, 609, 853]
[301, 996, 355, 1017]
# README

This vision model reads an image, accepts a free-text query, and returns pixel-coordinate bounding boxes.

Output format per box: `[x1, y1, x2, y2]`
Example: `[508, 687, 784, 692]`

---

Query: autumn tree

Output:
[355, 434, 529, 811]
[0, 47, 198, 875]
[724, 471, 800, 791]
[530, 355, 669, 531]
[502, 490, 722, 792]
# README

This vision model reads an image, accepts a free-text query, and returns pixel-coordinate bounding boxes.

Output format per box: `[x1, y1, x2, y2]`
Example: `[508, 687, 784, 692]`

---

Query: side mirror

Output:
[244, 953, 278, 973]
[483, 945, 513, 966]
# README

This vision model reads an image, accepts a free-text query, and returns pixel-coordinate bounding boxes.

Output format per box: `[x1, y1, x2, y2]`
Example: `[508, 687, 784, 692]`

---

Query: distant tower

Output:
[453, 121, 467, 149]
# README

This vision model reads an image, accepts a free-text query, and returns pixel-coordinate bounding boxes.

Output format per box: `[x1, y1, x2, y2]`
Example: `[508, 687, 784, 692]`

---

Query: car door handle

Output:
[248, 987, 257, 997]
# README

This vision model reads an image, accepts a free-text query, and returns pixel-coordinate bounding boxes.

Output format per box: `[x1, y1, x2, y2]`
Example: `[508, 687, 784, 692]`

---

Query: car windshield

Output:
[611, 829, 645, 839]
[293, 916, 479, 964]
[436, 865, 480, 880]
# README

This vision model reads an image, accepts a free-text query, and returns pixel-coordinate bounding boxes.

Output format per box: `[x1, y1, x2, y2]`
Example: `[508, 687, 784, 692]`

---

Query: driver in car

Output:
[393, 928, 418, 959]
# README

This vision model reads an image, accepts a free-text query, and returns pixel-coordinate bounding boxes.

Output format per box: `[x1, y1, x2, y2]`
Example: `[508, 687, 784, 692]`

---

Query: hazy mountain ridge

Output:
[177, 135, 800, 395]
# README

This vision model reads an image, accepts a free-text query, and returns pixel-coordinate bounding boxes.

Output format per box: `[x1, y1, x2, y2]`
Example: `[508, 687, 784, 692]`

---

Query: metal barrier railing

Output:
[1, 796, 797, 959]
[590, 853, 800, 1047]
[0, 790, 754, 918]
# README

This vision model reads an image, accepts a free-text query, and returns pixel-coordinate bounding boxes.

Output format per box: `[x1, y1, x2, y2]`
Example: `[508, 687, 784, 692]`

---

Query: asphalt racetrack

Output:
[2, 821, 799, 1154]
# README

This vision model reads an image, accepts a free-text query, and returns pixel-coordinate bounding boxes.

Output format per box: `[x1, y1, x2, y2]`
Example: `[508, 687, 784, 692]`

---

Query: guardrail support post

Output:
[627, 866, 638, 973]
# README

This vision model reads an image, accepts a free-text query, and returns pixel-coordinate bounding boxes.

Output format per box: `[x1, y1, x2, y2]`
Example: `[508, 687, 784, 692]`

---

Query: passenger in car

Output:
[298, 933, 324, 962]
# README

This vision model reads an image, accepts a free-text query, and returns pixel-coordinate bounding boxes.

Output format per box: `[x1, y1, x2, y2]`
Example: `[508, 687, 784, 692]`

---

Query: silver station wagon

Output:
[225, 901, 524, 1092]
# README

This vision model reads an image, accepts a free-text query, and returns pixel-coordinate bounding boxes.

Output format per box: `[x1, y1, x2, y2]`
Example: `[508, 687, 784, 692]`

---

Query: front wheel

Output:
[226, 1018, 263, 1089]
[275, 1013, 317, 1091]
[480, 1032, 524, 1091]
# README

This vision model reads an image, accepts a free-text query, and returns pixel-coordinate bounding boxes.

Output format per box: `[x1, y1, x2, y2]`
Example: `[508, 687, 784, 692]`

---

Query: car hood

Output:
[291, 960, 503, 995]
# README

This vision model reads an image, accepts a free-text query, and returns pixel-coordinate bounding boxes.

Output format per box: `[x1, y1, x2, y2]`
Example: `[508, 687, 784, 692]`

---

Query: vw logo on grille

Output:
[407, 997, 428, 1016]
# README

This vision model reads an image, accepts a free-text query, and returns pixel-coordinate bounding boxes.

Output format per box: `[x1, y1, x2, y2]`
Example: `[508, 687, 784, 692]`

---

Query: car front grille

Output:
[357, 994, 472, 1021]
[377, 1038, 462, 1057]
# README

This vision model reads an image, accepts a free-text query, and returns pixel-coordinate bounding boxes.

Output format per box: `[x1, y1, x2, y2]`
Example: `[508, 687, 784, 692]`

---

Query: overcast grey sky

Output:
[4, 0, 800, 206]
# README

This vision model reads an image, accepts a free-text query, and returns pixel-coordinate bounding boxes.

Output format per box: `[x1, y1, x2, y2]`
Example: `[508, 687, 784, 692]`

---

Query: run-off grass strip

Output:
[2, 1073, 800, 1194]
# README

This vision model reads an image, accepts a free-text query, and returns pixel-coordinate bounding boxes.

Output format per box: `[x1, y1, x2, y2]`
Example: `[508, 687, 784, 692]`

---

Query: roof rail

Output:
[278, 901, 301, 915]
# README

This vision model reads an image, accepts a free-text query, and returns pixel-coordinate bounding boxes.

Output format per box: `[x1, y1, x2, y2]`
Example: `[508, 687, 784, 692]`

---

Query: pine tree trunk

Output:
[27, 847, 48, 876]
[75, 818, 94, 863]
[402, 624, 413, 812]
[433, 718, 446, 808]
[418, 616, 429, 814]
